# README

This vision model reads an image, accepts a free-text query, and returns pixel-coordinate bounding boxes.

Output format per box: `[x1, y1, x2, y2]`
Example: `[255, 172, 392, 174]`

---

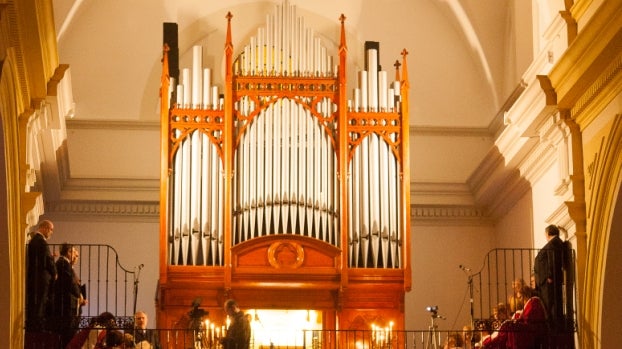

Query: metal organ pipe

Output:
[192, 46, 202, 109]
[346, 42, 404, 268]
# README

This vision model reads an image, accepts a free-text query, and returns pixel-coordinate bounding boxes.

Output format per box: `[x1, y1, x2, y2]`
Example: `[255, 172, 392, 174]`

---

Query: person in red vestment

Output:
[482, 286, 549, 349]
[507, 286, 548, 349]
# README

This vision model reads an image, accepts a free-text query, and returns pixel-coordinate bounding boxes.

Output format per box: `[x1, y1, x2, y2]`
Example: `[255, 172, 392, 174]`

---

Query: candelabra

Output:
[371, 322, 394, 349]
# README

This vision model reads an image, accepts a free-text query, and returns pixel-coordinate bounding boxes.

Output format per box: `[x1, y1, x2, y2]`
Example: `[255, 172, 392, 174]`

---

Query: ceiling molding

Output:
[66, 119, 160, 130]
[549, 0, 622, 110]
[44, 200, 159, 222]
[409, 125, 490, 137]
[410, 204, 492, 226]
[410, 181, 474, 206]
[59, 177, 160, 201]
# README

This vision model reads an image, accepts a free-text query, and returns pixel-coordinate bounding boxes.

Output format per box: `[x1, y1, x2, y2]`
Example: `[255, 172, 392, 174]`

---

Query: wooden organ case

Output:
[157, 3, 411, 346]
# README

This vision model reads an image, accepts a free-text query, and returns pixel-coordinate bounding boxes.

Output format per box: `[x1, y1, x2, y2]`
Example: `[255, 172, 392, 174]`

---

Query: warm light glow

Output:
[247, 309, 322, 348]
[371, 320, 395, 349]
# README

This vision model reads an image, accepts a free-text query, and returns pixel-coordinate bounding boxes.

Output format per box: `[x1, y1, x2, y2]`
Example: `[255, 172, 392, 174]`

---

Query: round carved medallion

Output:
[267, 241, 304, 268]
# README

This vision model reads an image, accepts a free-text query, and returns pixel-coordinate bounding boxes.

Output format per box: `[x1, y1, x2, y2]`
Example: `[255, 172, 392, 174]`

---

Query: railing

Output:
[49, 243, 138, 319]
[28, 246, 577, 348]
[468, 248, 577, 333]
[24, 328, 576, 349]
[45, 245, 576, 324]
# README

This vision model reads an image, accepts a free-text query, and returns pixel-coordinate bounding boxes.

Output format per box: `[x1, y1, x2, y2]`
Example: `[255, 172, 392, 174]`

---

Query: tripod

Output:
[424, 312, 443, 349]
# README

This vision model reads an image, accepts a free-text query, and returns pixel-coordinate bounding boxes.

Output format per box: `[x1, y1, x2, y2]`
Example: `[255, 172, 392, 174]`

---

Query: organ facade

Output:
[157, 2, 411, 345]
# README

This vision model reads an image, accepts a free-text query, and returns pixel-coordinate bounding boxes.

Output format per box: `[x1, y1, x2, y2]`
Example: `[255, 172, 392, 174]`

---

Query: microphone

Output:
[459, 264, 471, 272]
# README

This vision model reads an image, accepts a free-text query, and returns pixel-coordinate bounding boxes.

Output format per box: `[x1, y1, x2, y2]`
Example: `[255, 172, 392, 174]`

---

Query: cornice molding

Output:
[572, 53, 622, 128]
[59, 177, 160, 201]
[409, 125, 490, 137]
[66, 119, 160, 130]
[410, 204, 492, 226]
[45, 196, 489, 225]
[549, 0, 622, 110]
[45, 200, 160, 222]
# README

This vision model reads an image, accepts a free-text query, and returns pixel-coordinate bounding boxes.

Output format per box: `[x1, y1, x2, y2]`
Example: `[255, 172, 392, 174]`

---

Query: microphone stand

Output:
[468, 272, 474, 329]
[133, 264, 144, 316]
[460, 265, 475, 328]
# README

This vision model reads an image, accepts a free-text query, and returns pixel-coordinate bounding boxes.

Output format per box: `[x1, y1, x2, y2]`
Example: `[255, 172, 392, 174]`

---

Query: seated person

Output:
[491, 303, 509, 330]
[104, 330, 134, 348]
[462, 325, 481, 349]
[130, 311, 161, 349]
[482, 303, 512, 349]
[443, 331, 464, 348]
[481, 320, 510, 349]
[507, 285, 548, 349]
[483, 286, 548, 349]
[477, 322, 495, 349]
[66, 312, 117, 349]
[507, 278, 526, 314]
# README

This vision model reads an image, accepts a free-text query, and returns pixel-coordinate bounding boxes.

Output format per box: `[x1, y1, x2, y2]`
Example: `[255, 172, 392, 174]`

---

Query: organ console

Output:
[157, 1, 411, 346]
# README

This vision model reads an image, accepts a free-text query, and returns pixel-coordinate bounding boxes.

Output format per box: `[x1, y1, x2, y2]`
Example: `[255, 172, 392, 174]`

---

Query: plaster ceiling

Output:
[52, 0, 512, 127]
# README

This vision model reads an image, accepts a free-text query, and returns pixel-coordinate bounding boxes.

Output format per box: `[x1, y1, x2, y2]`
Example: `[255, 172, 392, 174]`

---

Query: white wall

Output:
[405, 223, 494, 331]
[531, 164, 563, 246]
[495, 189, 534, 248]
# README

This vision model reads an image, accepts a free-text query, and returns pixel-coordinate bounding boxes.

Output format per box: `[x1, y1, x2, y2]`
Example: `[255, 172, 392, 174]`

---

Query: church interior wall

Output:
[407, 223, 495, 331]
[529, 163, 567, 245]
[66, 123, 160, 180]
[410, 131, 494, 183]
[3, 0, 621, 347]
[492, 190, 534, 249]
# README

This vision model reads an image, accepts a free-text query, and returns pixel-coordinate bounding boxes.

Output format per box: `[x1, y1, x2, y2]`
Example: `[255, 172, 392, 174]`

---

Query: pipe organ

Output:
[158, 1, 412, 342]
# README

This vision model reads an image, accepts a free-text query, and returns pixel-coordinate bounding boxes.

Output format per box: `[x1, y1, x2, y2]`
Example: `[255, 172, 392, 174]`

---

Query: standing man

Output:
[220, 299, 251, 349]
[53, 243, 83, 347]
[26, 219, 58, 331]
[132, 311, 161, 349]
[534, 224, 571, 332]
[69, 247, 88, 318]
